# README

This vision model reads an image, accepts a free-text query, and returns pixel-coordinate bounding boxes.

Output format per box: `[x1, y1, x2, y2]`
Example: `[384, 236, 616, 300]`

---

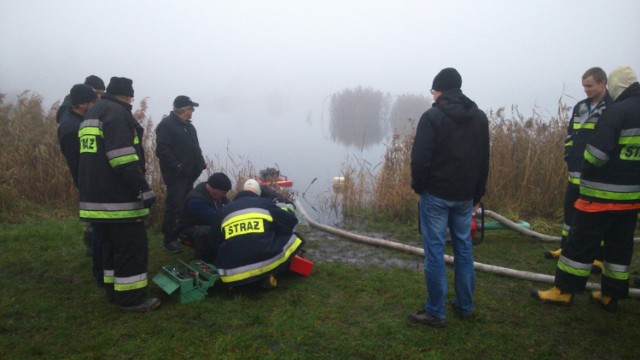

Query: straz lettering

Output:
[224, 218, 264, 239]
[80, 135, 97, 153]
[621, 145, 640, 160]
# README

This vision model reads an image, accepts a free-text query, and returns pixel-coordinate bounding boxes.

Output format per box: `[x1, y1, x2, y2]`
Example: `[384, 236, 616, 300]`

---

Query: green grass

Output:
[1, 219, 639, 359]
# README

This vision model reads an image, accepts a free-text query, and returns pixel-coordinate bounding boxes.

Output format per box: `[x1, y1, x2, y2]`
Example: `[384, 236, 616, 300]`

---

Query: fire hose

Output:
[294, 199, 640, 299]
[483, 209, 640, 244]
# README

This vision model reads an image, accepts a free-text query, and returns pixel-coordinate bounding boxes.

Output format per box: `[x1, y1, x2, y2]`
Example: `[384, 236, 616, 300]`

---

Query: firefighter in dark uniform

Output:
[215, 179, 303, 288]
[175, 173, 231, 263]
[532, 66, 640, 311]
[78, 77, 160, 312]
[544, 67, 612, 274]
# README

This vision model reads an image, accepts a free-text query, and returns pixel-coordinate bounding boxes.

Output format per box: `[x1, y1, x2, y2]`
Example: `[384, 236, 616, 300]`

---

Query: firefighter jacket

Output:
[564, 94, 612, 185]
[215, 191, 303, 285]
[411, 89, 490, 204]
[78, 93, 154, 222]
[57, 107, 83, 187]
[176, 182, 229, 230]
[155, 112, 206, 185]
[580, 83, 640, 204]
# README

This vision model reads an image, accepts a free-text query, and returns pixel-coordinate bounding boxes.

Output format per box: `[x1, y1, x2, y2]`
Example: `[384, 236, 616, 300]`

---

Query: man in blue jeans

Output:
[409, 68, 490, 327]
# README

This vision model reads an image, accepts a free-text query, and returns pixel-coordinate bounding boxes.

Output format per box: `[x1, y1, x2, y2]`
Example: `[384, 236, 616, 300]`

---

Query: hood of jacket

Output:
[434, 89, 480, 123]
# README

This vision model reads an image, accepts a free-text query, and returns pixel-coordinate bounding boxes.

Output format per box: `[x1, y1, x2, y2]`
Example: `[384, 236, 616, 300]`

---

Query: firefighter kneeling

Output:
[215, 179, 303, 288]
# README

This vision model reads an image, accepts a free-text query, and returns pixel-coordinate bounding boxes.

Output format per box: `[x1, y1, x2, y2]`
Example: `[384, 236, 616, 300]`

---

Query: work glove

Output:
[141, 188, 156, 208]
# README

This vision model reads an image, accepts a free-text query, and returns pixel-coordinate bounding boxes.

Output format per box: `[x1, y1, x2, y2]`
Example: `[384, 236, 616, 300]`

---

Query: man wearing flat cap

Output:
[409, 68, 490, 327]
[155, 95, 207, 253]
[79, 76, 160, 312]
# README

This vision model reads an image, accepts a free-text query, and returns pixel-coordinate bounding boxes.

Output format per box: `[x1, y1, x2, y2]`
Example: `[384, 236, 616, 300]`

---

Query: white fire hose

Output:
[294, 200, 640, 299]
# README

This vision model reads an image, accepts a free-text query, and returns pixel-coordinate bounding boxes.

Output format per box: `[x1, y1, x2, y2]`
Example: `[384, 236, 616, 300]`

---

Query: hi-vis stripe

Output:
[222, 208, 273, 239]
[104, 269, 115, 284]
[602, 261, 630, 281]
[567, 171, 581, 185]
[106, 146, 139, 167]
[584, 144, 609, 166]
[80, 201, 148, 219]
[217, 234, 303, 283]
[618, 128, 640, 144]
[580, 180, 640, 201]
[557, 255, 591, 278]
[79, 119, 103, 133]
[114, 273, 148, 291]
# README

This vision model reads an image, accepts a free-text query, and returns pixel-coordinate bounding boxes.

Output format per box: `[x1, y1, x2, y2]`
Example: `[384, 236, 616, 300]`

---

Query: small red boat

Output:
[258, 168, 293, 187]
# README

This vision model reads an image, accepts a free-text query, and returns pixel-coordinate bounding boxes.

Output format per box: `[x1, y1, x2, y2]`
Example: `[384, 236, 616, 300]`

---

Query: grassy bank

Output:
[1, 219, 639, 359]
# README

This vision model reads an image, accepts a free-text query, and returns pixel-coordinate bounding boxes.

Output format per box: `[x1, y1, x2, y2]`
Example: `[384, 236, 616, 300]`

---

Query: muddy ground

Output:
[297, 224, 425, 270]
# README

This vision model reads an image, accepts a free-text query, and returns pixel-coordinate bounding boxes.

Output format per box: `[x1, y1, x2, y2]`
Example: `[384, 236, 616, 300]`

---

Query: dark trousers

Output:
[181, 225, 222, 263]
[91, 224, 103, 285]
[162, 177, 193, 244]
[555, 209, 637, 298]
[95, 222, 149, 307]
[562, 182, 603, 261]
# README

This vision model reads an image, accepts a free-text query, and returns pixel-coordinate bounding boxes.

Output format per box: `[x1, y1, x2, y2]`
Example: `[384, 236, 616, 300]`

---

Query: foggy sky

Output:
[2, 0, 640, 197]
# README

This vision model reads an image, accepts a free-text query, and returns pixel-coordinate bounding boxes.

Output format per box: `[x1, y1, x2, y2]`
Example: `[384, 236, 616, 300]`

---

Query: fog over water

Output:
[1, 1, 639, 222]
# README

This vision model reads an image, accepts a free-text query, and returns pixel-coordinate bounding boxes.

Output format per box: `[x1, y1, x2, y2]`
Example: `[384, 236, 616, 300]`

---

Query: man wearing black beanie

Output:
[57, 84, 99, 279]
[56, 75, 106, 123]
[174, 172, 232, 262]
[409, 67, 490, 327]
[78, 76, 161, 312]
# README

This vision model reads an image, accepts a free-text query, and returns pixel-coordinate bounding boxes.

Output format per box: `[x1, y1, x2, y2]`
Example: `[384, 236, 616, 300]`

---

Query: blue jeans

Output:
[419, 193, 475, 319]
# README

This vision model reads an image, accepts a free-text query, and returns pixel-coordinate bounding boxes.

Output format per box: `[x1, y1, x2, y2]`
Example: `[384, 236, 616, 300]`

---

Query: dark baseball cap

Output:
[173, 95, 199, 108]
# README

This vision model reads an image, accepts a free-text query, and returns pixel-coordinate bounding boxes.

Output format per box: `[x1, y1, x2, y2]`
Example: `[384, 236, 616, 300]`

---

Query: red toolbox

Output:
[289, 255, 313, 277]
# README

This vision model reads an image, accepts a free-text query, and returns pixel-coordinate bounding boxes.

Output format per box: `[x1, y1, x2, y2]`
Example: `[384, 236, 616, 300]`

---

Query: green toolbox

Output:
[152, 259, 219, 304]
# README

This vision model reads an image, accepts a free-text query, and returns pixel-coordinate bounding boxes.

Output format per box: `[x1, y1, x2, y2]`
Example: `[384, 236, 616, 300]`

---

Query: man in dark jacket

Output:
[544, 67, 611, 270]
[408, 68, 490, 327]
[532, 66, 640, 312]
[215, 179, 303, 288]
[175, 173, 231, 263]
[57, 84, 101, 281]
[79, 77, 160, 312]
[155, 95, 207, 253]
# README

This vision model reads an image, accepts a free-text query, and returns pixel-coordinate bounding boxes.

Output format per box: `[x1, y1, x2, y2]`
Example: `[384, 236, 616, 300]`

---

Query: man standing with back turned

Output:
[156, 95, 207, 253]
[409, 68, 490, 327]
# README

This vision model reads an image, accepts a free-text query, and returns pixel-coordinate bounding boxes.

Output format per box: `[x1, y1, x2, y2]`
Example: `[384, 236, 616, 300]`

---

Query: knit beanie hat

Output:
[106, 77, 134, 97]
[432, 68, 462, 92]
[608, 66, 638, 101]
[84, 75, 105, 91]
[70, 84, 97, 106]
[207, 172, 232, 191]
[243, 179, 262, 196]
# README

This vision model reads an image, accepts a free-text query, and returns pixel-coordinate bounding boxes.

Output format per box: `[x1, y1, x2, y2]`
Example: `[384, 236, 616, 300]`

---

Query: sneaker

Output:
[448, 299, 473, 319]
[118, 298, 161, 312]
[408, 309, 446, 327]
[591, 260, 604, 274]
[543, 248, 562, 259]
[164, 241, 183, 254]
[530, 286, 573, 306]
[591, 290, 618, 312]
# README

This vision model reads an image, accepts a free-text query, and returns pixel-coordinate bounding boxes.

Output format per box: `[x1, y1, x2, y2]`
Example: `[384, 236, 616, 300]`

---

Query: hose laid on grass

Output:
[294, 199, 640, 299]
[483, 209, 640, 244]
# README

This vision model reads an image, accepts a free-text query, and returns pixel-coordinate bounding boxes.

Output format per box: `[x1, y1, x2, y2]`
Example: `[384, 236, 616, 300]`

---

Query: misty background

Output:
[2, 0, 639, 216]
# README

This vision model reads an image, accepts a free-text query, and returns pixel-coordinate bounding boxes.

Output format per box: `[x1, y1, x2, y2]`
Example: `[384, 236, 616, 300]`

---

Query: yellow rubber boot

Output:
[531, 286, 573, 306]
[591, 290, 618, 312]
[543, 248, 562, 259]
